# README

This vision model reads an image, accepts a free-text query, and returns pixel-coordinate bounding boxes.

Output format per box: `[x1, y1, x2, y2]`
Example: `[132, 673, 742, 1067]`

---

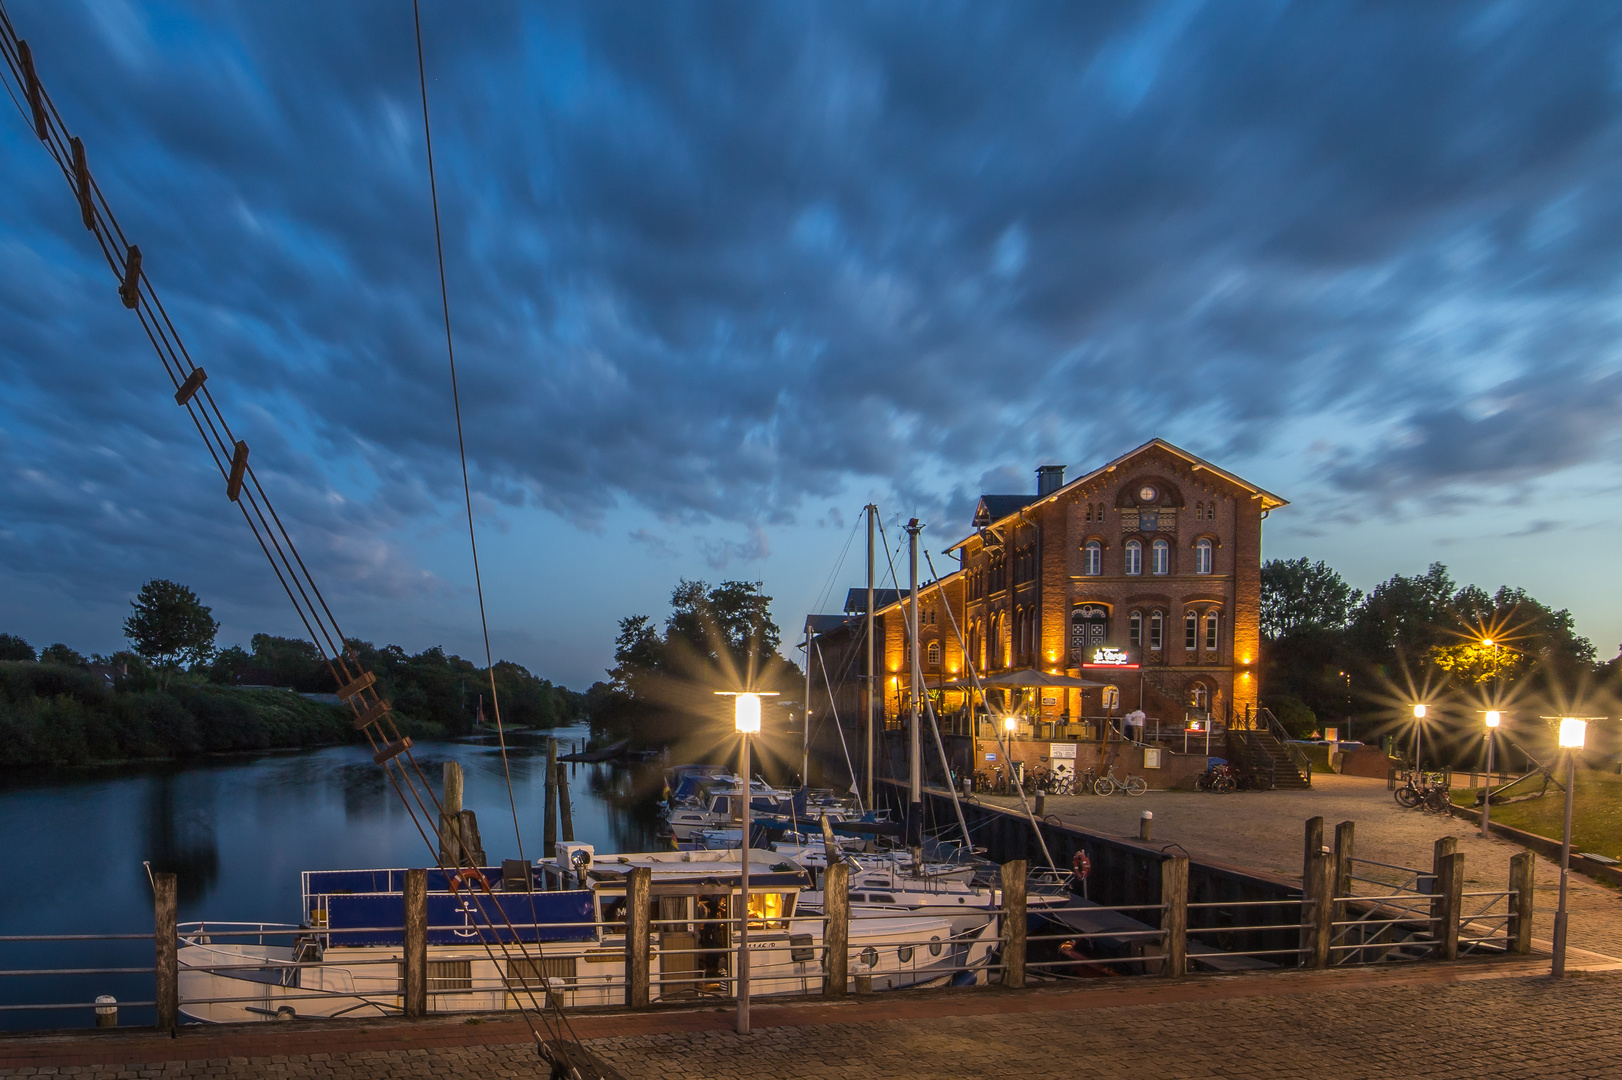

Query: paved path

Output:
[3, 960, 1618, 1078]
[983, 772, 1622, 956]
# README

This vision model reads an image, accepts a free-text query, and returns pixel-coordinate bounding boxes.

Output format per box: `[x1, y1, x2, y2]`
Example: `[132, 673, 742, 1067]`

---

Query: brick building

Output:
[807, 439, 1286, 758]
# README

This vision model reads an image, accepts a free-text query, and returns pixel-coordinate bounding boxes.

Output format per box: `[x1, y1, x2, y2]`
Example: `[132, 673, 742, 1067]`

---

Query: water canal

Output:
[0, 723, 668, 1030]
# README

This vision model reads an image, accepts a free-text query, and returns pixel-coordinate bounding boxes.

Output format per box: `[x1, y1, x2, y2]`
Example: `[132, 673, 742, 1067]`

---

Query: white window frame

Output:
[1205, 610, 1219, 651]
[1083, 540, 1102, 576]
[927, 640, 941, 666]
[1151, 539, 1169, 575]
[1185, 611, 1198, 651]
[1129, 610, 1142, 646]
[1195, 538, 1212, 575]
[1125, 539, 1142, 576]
[1149, 611, 1163, 651]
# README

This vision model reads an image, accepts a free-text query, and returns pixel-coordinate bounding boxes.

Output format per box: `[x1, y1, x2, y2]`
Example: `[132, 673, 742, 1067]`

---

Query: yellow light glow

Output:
[1412, 703, 1427, 719]
[1481, 638, 1494, 647]
[1558, 717, 1586, 749]
[733, 693, 761, 734]
[1240, 655, 1251, 666]
[1484, 710, 1501, 728]
[1003, 716, 1019, 733]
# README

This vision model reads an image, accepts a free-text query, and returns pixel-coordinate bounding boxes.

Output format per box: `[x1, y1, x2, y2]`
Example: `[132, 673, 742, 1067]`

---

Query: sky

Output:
[4, 1, 1622, 691]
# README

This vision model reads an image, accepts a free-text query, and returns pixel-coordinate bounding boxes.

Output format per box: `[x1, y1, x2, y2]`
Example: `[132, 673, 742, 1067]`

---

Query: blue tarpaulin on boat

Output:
[321, 889, 596, 947]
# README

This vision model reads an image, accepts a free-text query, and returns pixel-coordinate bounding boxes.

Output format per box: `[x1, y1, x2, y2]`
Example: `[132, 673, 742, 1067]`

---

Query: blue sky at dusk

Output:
[4, 1, 1622, 689]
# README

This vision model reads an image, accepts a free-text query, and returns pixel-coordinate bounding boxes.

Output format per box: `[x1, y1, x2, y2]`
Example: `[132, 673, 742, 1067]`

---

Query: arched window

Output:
[1149, 611, 1164, 651]
[1129, 610, 1142, 647]
[1205, 610, 1219, 651]
[1195, 537, 1213, 574]
[1185, 610, 1198, 651]
[1125, 539, 1142, 575]
[1194, 501, 1203, 520]
[1083, 540, 1102, 576]
[927, 640, 941, 666]
[1151, 539, 1169, 575]
[1190, 683, 1209, 710]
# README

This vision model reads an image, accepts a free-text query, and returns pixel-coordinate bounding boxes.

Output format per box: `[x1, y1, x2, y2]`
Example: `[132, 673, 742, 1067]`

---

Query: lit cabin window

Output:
[1125, 539, 1142, 575]
[747, 891, 787, 930]
[1151, 539, 1169, 575]
[1129, 610, 1142, 646]
[1083, 540, 1102, 575]
[1149, 611, 1163, 651]
[1185, 611, 1198, 650]
[1206, 610, 1219, 651]
[1195, 537, 1213, 574]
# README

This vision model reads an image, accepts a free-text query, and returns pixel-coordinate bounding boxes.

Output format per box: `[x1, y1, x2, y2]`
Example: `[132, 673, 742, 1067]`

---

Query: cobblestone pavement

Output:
[2, 964, 1618, 1079]
[983, 772, 1622, 957]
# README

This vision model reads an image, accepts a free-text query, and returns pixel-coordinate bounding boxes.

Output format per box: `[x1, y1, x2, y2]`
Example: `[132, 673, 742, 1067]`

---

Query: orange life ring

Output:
[1071, 849, 1091, 881]
[449, 869, 489, 894]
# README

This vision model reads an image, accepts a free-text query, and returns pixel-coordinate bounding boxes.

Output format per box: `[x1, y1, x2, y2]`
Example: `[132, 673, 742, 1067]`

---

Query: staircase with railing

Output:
[1228, 708, 1312, 789]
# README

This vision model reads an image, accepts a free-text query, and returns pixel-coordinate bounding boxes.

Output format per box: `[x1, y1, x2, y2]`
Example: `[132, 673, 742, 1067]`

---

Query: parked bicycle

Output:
[1092, 763, 1148, 797]
[1195, 761, 1236, 793]
[1393, 770, 1449, 810]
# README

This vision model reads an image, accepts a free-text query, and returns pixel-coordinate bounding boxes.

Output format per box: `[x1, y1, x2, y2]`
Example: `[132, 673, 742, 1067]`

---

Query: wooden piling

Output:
[1300, 849, 1333, 969]
[1160, 855, 1188, 977]
[403, 868, 427, 1018]
[1302, 816, 1324, 883]
[1437, 851, 1463, 961]
[1033, 791, 1045, 819]
[1509, 850, 1535, 955]
[544, 737, 559, 858]
[625, 867, 651, 1007]
[1000, 860, 1027, 989]
[557, 763, 575, 843]
[153, 873, 178, 1031]
[94, 995, 117, 1028]
[822, 861, 849, 998]
[439, 761, 464, 865]
[1332, 820, 1355, 928]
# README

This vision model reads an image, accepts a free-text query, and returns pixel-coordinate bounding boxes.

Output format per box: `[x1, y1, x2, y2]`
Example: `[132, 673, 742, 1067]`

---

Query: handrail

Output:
[1256, 707, 1312, 784]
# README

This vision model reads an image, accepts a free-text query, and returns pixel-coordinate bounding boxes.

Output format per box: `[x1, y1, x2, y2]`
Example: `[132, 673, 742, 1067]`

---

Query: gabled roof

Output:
[947, 438, 1288, 553]
[843, 588, 902, 614]
[804, 613, 855, 636]
[870, 568, 964, 618]
[974, 495, 1037, 526]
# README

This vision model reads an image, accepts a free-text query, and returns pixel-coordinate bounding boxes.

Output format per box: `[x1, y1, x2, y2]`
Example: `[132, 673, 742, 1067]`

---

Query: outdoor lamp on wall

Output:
[1552, 716, 1588, 978]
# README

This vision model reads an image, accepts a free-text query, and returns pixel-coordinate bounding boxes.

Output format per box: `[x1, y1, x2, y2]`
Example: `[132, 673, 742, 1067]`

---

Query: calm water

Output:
[0, 723, 668, 1029]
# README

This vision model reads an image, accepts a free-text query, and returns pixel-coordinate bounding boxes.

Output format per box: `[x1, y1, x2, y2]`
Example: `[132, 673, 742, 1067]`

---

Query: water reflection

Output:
[141, 772, 219, 904]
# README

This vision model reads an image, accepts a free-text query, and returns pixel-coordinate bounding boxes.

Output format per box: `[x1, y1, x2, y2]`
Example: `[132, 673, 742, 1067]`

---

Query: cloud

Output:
[698, 524, 771, 571]
[628, 527, 679, 558]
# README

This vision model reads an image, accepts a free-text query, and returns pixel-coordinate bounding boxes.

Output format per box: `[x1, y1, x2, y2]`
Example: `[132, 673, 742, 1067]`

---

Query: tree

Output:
[0, 634, 35, 662]
[40, 643, 88, 667]
[1260, 559, 1362, 640]
[123, 580, 219, 683]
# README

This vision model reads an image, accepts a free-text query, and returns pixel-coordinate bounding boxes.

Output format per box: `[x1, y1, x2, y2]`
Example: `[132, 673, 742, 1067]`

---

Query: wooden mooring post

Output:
[1430, 836, 1458, 958]
[625, 867, 651, 1007]
[557, 762, 575, 843]
[439, 761, 464, 865]
[823, 861, 849, 998]
[1000, 860, 1027, 989]
[1332, 820, 1355, 929]
[544, 737, 559, 858]
[1436, 851, 1464, 961]
[1300, 818, 1331, 968]
[153, 873, 178, 1031]
[1509, 850, 1536, 955]
[403, 868, 427, 1018]
[1160, 855, 1188, 977]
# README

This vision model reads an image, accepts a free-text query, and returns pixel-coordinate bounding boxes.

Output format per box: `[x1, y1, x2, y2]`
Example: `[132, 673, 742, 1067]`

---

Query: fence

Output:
[0, 824, 1540, 1031]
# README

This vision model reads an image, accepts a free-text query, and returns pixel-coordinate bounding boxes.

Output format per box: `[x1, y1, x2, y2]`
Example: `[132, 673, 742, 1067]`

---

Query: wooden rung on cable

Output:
[17, 40, 47, 142]
[71, 137, 93, 230]
[118, 245, 142, 309]
[336, 670, 376, 702]
[226, 440, 249, 502]
[372, 736, 413, 765]
[352, 697, 391, 730]
[174, 367, 207, 406]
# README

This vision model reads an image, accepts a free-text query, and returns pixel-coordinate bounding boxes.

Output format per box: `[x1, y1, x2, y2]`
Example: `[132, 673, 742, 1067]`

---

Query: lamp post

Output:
[1481, 711, 1500, 839]
[1552, 716, 1587, 978]
[1339, 670, 1351, 742]
[716, 690, 776, 1033]
[1410, 703, 1427, 774]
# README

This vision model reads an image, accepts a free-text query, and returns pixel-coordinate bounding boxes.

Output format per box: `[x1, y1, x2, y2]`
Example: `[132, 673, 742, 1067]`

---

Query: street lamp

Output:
[1411, 703, 1427, 775]
[1481, 711, 1501, 840]
[715, 690, 777, 1033]
[1552, 717, 1587, 978]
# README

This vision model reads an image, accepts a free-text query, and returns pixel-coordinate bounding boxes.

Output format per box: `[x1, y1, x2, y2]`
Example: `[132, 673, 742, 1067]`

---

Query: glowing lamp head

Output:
[1003, 716, 1019, 733]
[1481, 638, 1494, 647]
[1484, 711, 1501, 729]
[1558, 717, 1587, 749]
[1412, 703, 1427, 719]
[733, 693, 761, 734]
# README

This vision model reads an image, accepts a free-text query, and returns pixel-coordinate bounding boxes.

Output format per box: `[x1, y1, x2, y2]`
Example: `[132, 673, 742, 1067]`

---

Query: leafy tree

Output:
[1346, 562, 1456, 664]
[1260, 559, 1362, 640]
[40, 643, 88, 667]
[122, 580, 220, 684]
[0, 634, 36, 662]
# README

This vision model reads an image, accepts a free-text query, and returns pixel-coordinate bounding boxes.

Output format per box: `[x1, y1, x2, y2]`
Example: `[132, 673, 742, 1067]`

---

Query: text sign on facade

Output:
[1041, 696, 1057, 707]
[1049, 742, 1077, 759]
[1084, 646, 1138, 669]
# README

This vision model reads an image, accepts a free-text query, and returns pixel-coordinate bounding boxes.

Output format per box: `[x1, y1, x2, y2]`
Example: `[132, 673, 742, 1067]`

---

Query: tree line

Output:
[0, 579, 584, 766]
[1260, 558, 1614, 758]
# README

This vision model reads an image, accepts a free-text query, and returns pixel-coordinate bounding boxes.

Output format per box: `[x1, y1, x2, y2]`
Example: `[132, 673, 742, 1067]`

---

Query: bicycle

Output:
[1393, 770, 1447, 809]
[1092, 764, 1148, 797]
[1196, 762, 1236, 793]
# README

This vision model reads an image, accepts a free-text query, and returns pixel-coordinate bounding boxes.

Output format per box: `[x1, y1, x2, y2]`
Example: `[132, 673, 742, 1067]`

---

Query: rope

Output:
[813, 639, 863, 811]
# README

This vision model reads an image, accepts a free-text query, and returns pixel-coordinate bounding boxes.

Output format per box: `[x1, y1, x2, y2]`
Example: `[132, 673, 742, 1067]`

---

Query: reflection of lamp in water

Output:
[1552, 717, 1587, 978]
[715, 690, 774, 1034]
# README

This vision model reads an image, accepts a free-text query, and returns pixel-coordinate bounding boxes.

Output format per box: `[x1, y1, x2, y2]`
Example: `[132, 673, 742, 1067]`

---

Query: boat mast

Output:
[865, 503, 876, 809]
[907, 517, 924, 876]
[802, 619, 812, 790]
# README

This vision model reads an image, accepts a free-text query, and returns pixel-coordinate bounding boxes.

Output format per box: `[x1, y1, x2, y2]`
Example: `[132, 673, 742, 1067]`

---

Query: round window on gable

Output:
[1138, 484, 1158, 502]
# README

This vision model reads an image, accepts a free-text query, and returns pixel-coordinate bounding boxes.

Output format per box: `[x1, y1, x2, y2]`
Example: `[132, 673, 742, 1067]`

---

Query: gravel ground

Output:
[982, 772, 1622, 958]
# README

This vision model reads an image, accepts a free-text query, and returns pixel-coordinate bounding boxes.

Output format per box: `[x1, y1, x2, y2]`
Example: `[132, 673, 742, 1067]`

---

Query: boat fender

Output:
[449, 869, 490, 894]
[1071, 850, 1091, 883]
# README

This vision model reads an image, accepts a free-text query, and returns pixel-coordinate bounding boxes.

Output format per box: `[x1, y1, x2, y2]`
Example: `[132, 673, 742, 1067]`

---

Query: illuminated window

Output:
[1185, 611, 1198, 651]
[1151, 539, 1169, 575]
[747, 891, 788, 930]
[1125, 539, 1142, 575]
[1195, 538, 1212, 574]
[1083, 540, 1102, 575]
[927, 640, 940, 666]
[1129, 610, 1142, 646]
[1205, 610, 1219, 651]
[1149, 611, 1163, 651]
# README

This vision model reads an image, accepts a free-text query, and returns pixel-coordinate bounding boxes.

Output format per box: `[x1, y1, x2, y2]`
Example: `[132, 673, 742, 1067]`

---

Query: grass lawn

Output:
[1455, 768, 1622, 861]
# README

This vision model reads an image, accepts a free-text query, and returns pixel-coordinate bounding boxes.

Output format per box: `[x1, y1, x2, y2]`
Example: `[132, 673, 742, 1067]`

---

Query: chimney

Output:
[1036, 464, 1065, 497]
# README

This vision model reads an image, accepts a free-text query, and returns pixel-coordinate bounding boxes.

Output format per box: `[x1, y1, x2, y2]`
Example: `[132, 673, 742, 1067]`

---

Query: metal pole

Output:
[1552, 749, 1575, 977]
[738, 731, 751, 1031]
[1481, 729, 1495, 840]
[906, 519, 924, 875]
[865, 504, 876, 809]
[803, 621, 812, 790]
